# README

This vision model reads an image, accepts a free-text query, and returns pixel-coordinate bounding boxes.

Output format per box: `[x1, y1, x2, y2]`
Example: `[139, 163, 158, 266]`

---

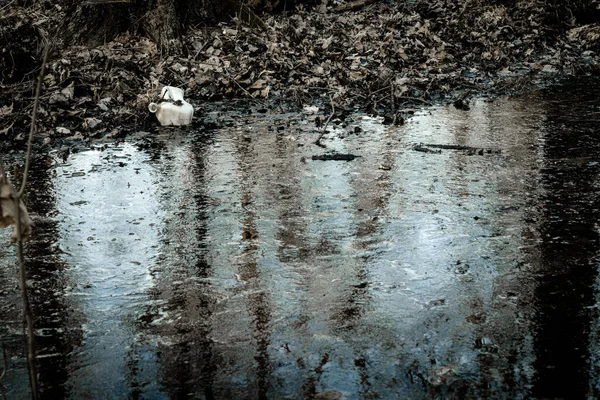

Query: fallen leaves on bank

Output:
[1, 0, 600, 144]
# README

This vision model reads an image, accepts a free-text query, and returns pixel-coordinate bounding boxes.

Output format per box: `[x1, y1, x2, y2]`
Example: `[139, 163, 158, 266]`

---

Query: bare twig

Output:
[321, 96, 335, 135]
[0, 343, 7, 400]
[390, 84, 396, 125]
[390, 84, 395, 115]
[223, 67, 253, 98]
[0, 0, 16, 13]
[11, 45, 49, 400]
[234, 0, 268, 30]
[314, 95, 334, 147]
[15, 201, 38, 400]
[396, 96, 432, 105]
[333, 0, 377, 12]
[18, 46, 48, 197]
[369, 82, 393, 96]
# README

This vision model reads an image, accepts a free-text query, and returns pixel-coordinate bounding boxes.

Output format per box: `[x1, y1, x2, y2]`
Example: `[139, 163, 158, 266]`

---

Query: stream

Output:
[2, 78, 600, 399]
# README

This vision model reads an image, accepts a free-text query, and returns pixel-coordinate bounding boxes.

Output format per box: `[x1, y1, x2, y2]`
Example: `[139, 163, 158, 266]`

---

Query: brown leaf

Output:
[0, 103, 13, 116]
[260, 86, 270, 98]
[0, 177, 32, 243]
[0, 122, 14, 136]
[249, 79, 266, 89]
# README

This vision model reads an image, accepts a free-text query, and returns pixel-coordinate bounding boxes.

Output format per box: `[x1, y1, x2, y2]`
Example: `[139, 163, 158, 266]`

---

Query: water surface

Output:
[1, 80, 600, 399]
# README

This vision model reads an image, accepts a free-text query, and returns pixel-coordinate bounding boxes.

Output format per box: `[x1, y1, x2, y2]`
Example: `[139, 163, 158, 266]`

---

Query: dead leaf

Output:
[83, 118, 102, 130]
[0, 103, 13, 116]
[313, 66, 325, 75]
[0, 176, 32, 243]
[260, 86, 270, 98]
[322, 35, 334, 50]
[0, 122, 14, 136]
[48, 92, 69, 104]
[61, 82, 75, 100]
[349, 70, 366, 80]
[568, 24, 600, 42]
[249, 79, 266, 89]
[303, 105, 319, 113]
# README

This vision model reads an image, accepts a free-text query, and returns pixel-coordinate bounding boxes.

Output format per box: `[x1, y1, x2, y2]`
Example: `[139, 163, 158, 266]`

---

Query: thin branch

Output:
[390, 84, 395, 115]
[18, 46, 49, 197]
[321, 96, 334, 135]
[0, 0, 16, 13]
[223, 67, 253, 98]
[333, 0, 377, 13]
[15, 194, 38, 400]
[395, 96, 432, 105]
[314, 95, 335, 147]
[0, 344, 5, 381]
[11, 45, 49, 400]
[234, 0, 268, 31]
[369, 81, 393, 96]
[0, 343, 7, 400]
[390, 84, 396, 125]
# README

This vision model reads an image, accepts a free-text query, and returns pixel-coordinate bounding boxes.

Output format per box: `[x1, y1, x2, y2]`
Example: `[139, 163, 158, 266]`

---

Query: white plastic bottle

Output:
[148, 86, 194, 126]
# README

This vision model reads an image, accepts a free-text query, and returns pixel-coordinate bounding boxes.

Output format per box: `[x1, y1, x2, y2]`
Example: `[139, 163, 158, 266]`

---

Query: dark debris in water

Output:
[453, 98, 471, 111]
[413, 144, 442, 154]
[311, 153, 362, 161]
[413, 143, 501, 155]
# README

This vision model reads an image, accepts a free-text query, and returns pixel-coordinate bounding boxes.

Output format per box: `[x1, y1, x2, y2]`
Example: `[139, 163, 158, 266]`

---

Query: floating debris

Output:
[311, 153, 362, 161]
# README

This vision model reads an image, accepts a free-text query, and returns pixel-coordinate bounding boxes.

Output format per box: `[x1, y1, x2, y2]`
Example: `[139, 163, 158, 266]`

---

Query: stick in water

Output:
[314, 94, 335, 147]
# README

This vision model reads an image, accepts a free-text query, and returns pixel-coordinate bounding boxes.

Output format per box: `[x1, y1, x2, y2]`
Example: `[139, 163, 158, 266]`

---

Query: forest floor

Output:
[1, 0, 600, 147]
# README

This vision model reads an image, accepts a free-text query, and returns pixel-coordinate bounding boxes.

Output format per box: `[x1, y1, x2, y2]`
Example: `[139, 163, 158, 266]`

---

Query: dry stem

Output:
[10, 45, 49, 400]
[396, 96, 432, 105]
[314, 94, 335, 147]
[0, 343, 6, 400]
[18, 46, 48, 197]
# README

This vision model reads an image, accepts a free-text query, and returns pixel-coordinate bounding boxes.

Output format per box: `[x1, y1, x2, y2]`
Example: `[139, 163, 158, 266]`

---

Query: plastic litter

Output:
[148, 86, 194, 126]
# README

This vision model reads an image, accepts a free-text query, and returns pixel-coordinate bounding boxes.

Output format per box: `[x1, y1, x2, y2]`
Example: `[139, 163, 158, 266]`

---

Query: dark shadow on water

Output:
[532, 81, 600, 399]
[22, 156, 82, 399]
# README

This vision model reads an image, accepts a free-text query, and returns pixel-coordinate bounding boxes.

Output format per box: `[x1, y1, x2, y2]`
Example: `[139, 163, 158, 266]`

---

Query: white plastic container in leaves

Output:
[148, 86, 194, 126]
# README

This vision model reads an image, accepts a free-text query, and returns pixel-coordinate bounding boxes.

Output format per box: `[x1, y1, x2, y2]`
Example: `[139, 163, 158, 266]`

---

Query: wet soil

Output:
[2, 77, 600, 398]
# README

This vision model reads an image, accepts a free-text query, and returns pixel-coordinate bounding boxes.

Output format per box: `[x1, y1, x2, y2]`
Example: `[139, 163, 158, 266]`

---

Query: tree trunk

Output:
[61, 0, 238, 52]
[61, 0, 137, 48]
[141, 0, 181, 52]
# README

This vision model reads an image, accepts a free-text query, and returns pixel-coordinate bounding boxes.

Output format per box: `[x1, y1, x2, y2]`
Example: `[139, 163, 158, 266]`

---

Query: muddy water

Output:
[2, 79, 600, 399]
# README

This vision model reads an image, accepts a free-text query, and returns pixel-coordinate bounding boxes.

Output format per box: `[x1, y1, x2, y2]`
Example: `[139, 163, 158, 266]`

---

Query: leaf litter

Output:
[1, 0, 600, 145]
